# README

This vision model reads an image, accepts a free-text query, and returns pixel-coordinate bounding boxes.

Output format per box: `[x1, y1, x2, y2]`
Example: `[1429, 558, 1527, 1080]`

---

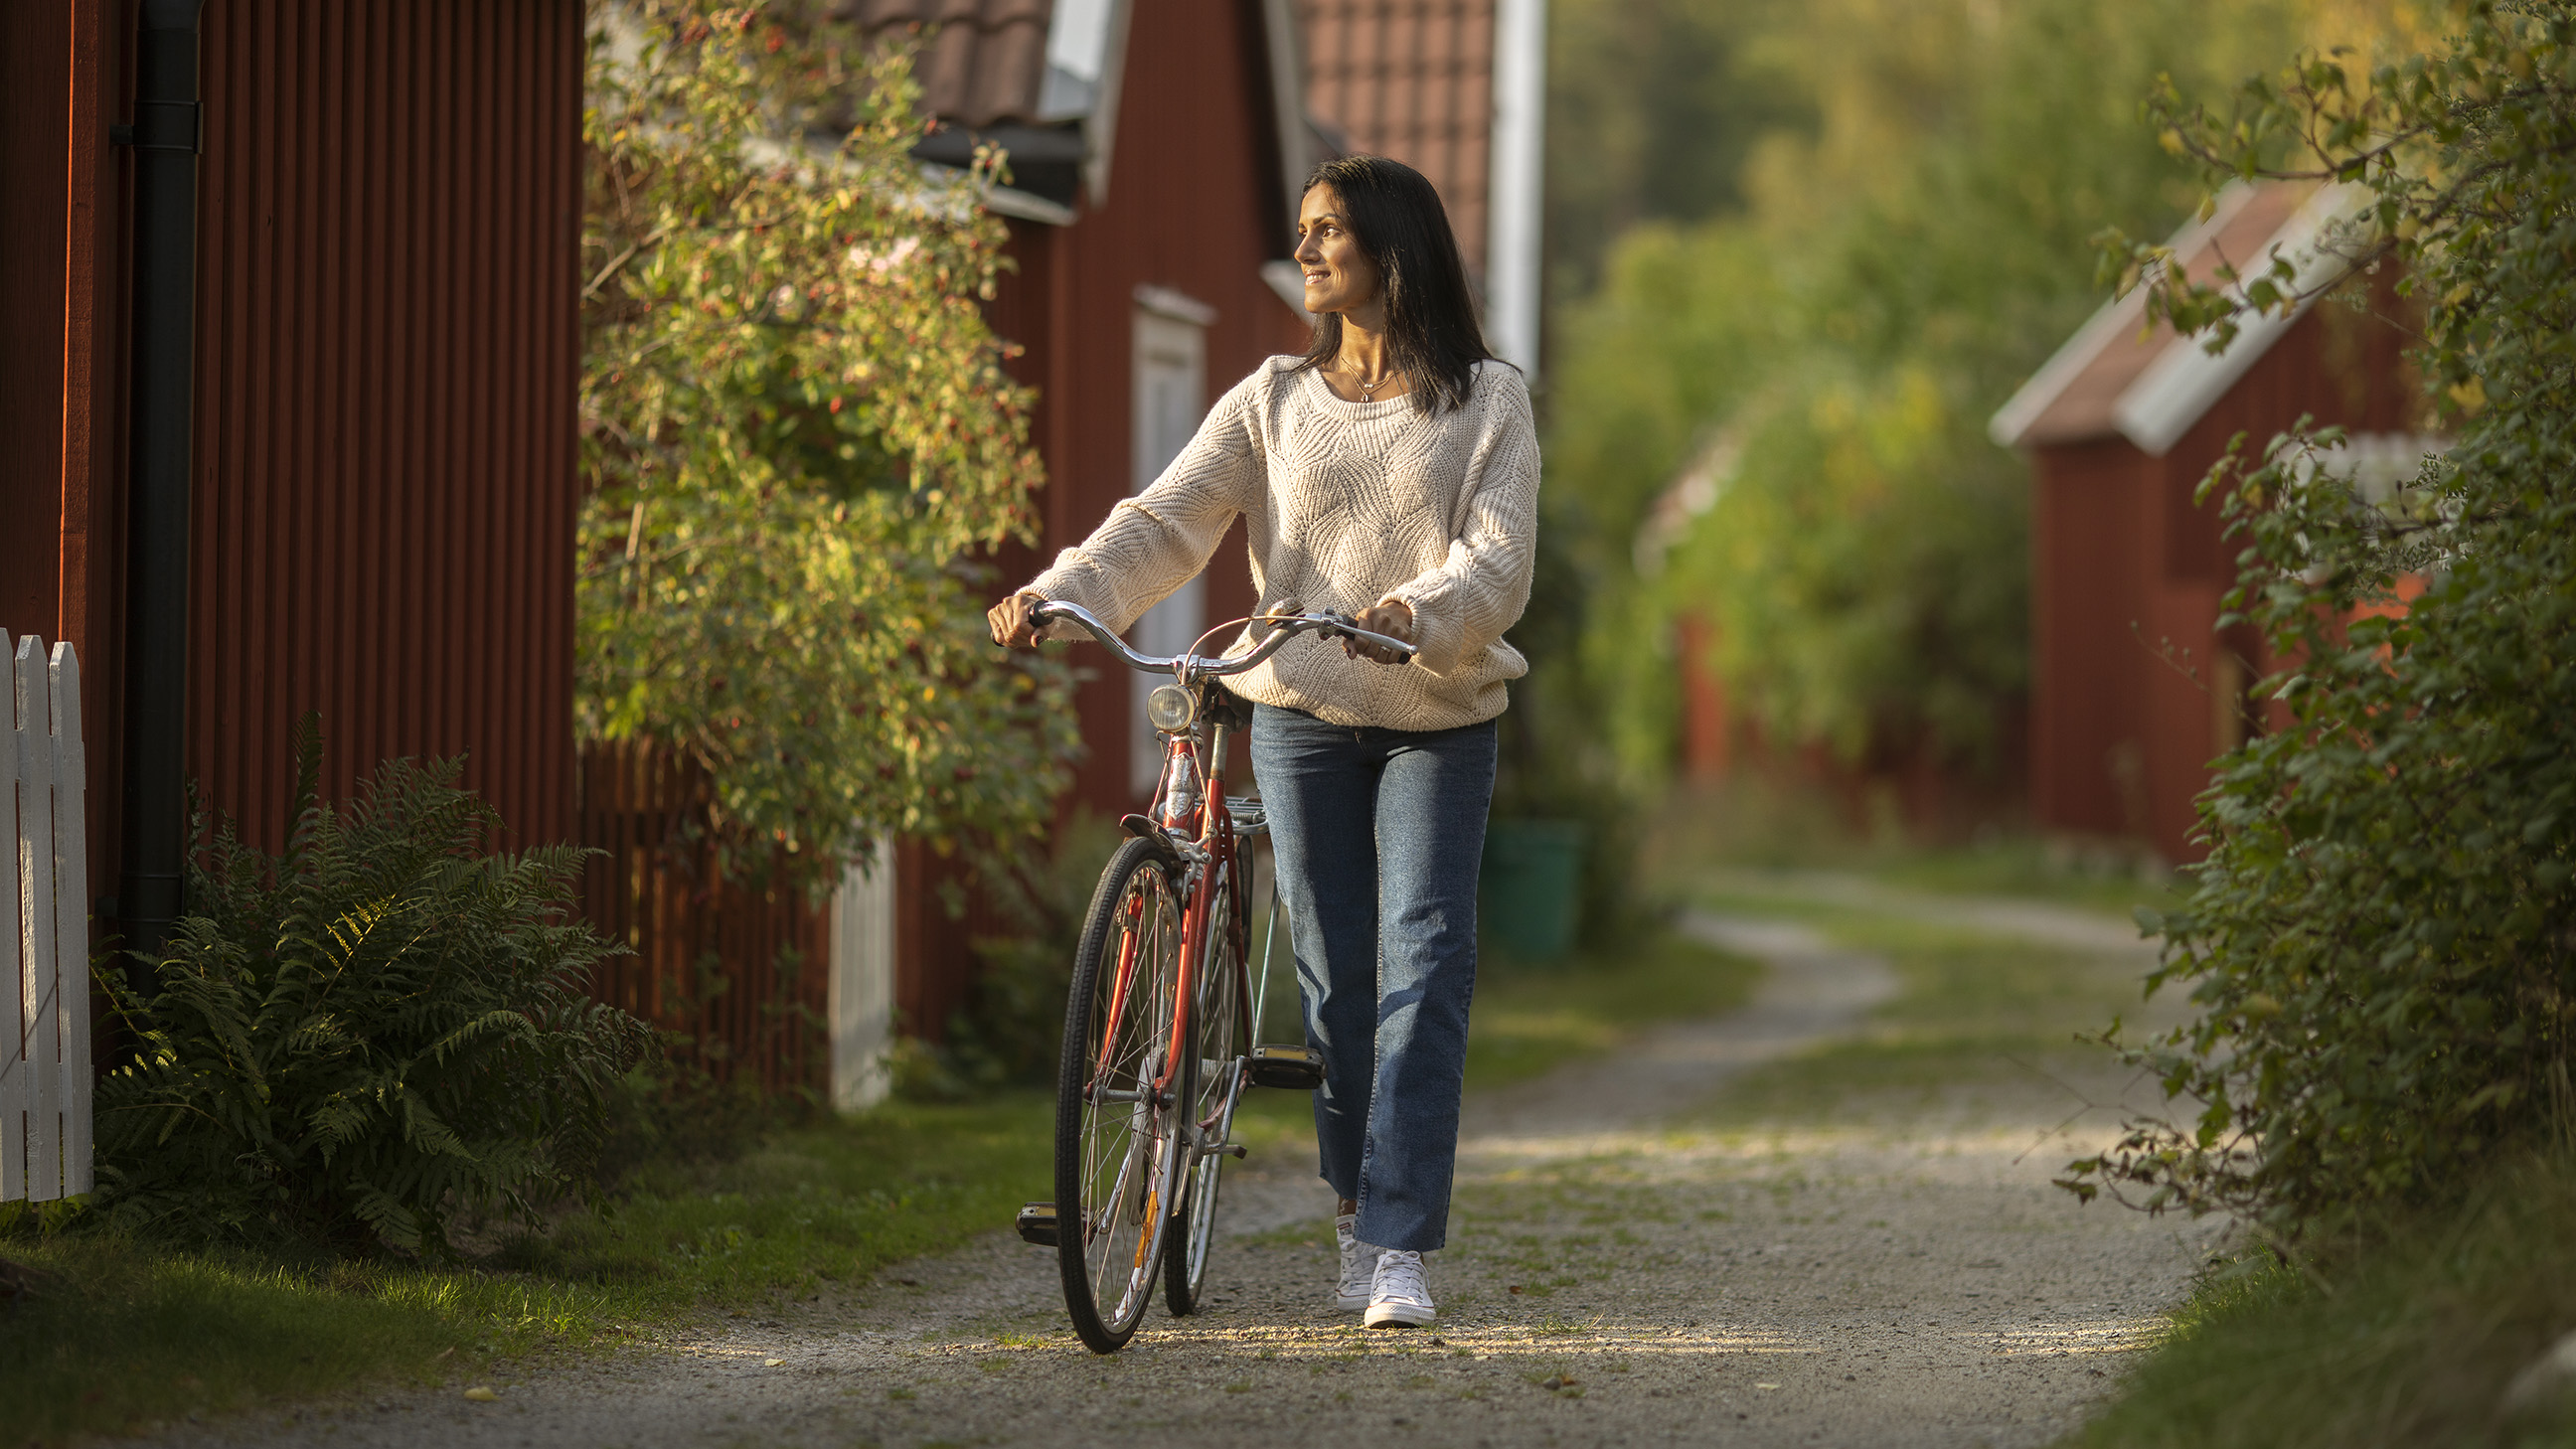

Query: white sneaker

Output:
[1334, 1213, 1379, 1311]
[1366, 1249, 1435, 1328]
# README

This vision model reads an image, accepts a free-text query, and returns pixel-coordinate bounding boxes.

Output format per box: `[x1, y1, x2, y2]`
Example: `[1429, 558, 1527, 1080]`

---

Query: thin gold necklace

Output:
[1343, 363, 1402, 402]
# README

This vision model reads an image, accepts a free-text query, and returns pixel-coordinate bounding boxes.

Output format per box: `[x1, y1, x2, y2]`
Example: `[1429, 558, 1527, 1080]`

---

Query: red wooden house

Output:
[1990, 181, 2434, 865]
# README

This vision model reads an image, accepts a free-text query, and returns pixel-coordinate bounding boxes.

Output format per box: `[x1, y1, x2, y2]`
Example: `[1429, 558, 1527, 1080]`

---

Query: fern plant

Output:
[94, 719, 653, 1255]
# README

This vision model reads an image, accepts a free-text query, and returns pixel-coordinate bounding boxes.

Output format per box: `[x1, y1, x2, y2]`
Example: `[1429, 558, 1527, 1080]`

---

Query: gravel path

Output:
[143, 889, 2215, 1449]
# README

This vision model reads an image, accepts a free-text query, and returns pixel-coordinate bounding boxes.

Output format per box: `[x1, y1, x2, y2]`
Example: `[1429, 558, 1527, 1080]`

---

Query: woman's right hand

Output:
[988, 591, 1046, 649]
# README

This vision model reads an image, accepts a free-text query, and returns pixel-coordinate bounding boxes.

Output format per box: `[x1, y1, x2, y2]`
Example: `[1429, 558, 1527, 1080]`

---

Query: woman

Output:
[988, 154, 1537, 1330]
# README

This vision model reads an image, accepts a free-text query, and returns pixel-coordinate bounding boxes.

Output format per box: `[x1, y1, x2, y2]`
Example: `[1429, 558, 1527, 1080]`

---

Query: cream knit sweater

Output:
[1023, 356, 1539, 731]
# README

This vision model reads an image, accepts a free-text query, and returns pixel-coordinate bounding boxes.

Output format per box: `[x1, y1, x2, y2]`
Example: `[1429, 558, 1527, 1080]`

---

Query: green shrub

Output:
[2063, 3, 2576, 1237]
[95, 720, 654, 1255]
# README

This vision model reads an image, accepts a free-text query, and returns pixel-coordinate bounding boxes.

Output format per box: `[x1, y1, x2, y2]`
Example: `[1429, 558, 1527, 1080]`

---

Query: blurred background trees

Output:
[1532, 0, 2434, 822]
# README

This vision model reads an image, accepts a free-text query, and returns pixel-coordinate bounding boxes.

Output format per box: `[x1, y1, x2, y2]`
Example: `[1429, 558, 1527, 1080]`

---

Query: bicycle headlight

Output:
[1145, 684, 1197, 733]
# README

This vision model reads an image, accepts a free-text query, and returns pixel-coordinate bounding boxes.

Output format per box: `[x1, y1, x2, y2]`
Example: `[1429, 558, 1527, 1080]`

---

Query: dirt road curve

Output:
[147, 893, 2216, 1449]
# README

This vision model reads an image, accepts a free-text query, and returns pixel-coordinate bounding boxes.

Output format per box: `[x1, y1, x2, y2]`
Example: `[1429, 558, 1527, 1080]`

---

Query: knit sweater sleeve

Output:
[1021, 372, 1265, 637]
[1376, 369, 1540, 677]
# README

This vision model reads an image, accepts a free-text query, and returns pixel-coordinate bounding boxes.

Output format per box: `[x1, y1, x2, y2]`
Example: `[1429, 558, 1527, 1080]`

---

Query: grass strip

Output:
[0, 1092, 1050, 1444]
[2073, 1151, 2576, 1449]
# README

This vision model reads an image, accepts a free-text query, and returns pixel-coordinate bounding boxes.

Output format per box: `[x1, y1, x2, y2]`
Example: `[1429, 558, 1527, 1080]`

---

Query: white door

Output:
[1130, 305, 1209, 794]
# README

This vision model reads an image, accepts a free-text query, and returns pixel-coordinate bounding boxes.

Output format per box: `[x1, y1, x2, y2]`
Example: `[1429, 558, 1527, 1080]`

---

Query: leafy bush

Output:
[2063, 1, 2576, 1237]
[579, 1, 1076, 876]
[95, 723, 654, 1254]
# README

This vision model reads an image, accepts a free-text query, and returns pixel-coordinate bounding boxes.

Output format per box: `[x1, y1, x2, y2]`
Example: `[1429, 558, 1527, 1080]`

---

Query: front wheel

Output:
[1054, 838, 1187, 1354]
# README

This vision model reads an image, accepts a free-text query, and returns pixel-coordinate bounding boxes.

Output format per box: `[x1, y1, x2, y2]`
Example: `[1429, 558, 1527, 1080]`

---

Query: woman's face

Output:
[1294, 185, 1382, 317]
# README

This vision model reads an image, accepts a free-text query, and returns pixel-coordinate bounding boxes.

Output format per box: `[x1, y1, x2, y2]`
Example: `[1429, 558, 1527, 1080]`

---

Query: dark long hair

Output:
[1292, 154, 1498, 415]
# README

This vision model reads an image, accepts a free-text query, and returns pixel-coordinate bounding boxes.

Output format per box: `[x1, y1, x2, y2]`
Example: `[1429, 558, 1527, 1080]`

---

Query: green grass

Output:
[2072, 1151, 2576, 1449]
[1643, 776, 2181, 918]
[1685, 886, 2158, 1124]
[0, 1094, 1050, 1444]
[1463, 929, 1761, 1090]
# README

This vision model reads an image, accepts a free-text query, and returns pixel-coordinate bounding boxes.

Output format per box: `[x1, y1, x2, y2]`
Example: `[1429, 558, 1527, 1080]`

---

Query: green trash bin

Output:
[1480, 819, 1584, 961]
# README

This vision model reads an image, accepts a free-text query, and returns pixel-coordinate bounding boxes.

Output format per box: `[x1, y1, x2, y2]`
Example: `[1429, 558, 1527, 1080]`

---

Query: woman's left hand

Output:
[1346, 600, 1415, 665]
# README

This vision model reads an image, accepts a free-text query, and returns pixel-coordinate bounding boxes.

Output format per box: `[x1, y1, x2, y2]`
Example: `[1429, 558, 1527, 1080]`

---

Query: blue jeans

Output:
[1249, 703, 1497, 1252]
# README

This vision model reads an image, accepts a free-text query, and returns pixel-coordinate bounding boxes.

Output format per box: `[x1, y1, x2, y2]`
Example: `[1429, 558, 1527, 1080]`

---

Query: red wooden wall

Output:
[3, 2, 584, 893]
[188, 1, 585, 851]
[0, 2, 125, 913]
[2030, 292, 2420, 863]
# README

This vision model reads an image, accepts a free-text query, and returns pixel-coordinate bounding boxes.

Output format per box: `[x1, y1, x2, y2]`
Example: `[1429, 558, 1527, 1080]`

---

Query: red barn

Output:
[1991, 181, 2433, 866]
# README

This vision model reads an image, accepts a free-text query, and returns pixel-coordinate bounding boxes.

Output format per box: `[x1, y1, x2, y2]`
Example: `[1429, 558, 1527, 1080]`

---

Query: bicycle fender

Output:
[1119, 813, 1186, 871]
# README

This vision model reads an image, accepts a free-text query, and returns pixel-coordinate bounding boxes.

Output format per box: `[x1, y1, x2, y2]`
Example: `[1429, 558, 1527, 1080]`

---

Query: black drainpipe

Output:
[112, 0, 206, 983]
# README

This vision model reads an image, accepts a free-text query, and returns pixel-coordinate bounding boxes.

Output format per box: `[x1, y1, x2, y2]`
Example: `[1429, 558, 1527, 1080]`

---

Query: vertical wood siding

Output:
[190, 1, 582, 850]
[0, 2, 123, 929]
[577, 742, 831, 1094]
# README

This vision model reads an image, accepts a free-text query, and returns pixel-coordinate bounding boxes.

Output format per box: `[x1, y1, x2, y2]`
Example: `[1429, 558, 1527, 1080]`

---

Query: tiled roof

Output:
[831, 0, 1053, 127]
[1298, 0, 1495, 274]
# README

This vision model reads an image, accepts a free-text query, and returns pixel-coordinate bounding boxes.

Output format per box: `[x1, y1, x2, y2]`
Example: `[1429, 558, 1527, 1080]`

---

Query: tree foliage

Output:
[95, 722, 652, 1255]
[579, 2, 1076, 874]
[2063, 0, 2576, 1237]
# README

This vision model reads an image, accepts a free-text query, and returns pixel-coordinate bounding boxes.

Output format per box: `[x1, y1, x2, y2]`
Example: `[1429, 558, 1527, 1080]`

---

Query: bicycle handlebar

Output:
[1030, 600, 1419, 675]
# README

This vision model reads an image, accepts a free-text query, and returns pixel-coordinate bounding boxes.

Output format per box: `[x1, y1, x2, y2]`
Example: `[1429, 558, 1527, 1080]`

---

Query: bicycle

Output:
[1010, 600, 1418, 1354]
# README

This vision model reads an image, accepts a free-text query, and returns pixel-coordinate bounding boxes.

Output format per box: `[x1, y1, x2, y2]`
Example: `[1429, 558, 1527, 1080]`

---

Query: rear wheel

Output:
[1165, 859, 1246, 1315]
[1054, 838, 1186, 1353]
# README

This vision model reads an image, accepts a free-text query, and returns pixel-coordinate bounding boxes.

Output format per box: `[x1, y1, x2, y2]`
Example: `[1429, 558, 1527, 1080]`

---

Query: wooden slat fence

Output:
[575, 740, 832, 1096]
[3, 633, 91, 1203]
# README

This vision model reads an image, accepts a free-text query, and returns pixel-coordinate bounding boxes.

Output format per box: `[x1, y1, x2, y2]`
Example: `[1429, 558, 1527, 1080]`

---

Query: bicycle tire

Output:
[1165, 858, 1245, 1315]
[1054, 837, 1187, 1354]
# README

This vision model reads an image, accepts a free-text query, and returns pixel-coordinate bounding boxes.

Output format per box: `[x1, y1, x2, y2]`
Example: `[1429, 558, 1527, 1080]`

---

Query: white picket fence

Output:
[3, 633, 91, 1203]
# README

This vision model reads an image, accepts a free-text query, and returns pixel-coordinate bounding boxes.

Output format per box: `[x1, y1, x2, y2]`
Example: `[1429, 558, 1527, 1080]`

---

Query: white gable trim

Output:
[1081, 0, 1134, 205]
[1987, 183, 2261, 450]
[2112, 183, 2371, 456]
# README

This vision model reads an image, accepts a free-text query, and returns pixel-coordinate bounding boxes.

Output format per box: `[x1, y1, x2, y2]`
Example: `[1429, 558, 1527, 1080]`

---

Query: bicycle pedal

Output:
[1246, 1045, 1327, 1090]
[1015, 1202, 1058, 1247]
